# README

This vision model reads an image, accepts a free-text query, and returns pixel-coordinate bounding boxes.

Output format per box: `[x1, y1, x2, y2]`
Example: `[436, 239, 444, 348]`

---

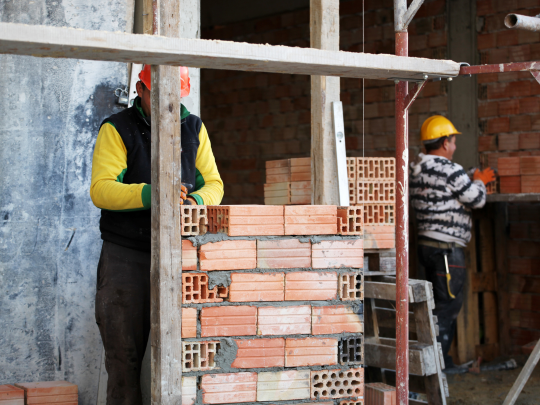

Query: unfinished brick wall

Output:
[181, 204, 364, 405]
[477, 1, 540, 175]
[201, 0, 447, 204]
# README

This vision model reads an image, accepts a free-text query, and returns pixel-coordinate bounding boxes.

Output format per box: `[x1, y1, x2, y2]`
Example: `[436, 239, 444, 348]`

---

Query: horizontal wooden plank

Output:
[0, 23, 461, 80]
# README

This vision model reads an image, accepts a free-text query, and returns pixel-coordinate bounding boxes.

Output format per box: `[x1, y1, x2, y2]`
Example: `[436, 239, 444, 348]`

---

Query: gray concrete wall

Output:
[0, 1, 129, 403]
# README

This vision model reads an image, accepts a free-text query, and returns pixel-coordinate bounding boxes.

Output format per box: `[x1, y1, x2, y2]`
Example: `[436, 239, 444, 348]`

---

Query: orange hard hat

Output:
[138, 65, 191, 97]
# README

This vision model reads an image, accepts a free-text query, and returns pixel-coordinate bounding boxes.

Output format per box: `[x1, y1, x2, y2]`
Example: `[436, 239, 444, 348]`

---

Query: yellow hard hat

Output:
[421, 115, 461, 143]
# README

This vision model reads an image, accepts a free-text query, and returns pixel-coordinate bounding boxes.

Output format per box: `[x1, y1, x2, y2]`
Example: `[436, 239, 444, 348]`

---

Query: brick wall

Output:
[477, 1, 540, 170]
[201, 0, 447, 204]
[508, 203, 540, 352]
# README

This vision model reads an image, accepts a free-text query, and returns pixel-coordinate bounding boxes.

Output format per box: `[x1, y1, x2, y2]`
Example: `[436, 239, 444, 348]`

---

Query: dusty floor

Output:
[445, 355, 540, 405]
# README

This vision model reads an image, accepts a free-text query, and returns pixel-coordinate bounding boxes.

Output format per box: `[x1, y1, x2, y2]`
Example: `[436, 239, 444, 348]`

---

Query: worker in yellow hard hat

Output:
[410, 115, 495, 369]
[90, 65, 223, 404]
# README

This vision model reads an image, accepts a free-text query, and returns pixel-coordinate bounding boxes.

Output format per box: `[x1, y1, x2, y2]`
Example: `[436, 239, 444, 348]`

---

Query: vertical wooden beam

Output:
[494, 202, 511, 356]
[150, 0, 183, 404]
[310, 0, 340, 205]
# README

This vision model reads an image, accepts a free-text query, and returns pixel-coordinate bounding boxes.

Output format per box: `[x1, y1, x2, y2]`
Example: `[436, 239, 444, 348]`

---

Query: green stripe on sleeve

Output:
[189, 193, 204, 205]
[142, 184, 151, 208]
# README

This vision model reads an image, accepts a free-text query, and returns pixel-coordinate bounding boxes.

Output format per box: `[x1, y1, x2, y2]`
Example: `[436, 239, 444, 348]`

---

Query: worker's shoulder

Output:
[182, 113, 203, 135]
[99, 105, 138, 132]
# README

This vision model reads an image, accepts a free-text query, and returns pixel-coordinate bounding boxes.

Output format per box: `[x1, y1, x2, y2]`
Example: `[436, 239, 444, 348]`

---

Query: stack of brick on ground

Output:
[0, 385, 24, 405]
[180, 205, 364, 405]
[364, 383, 396, 405]
[264, 157, 311, 205]
[498, 156, 540, 194]
[10, 382, 78, 405]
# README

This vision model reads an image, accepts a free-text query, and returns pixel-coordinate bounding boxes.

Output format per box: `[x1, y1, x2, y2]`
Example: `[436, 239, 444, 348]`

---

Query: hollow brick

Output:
[311, 367, 364, 399]
[312, 306, 363, 335]
[312, 240, 363, 269]
[182, 308, 197, 338]
[339, 336, 364, 365]
[201, 372, 257, 404]
[229, 272, 284, 302]
[285, 337, 338, 367]
[357, 157, 396, 180]
[182, 341, 220, 372]
[363, 204, 395, 225]
[181, 205, 208, 236]
[337, 206, 363, 235]
[182, 376, 197, 405]
[257, 239, 311, 269]
[207, 205, 230, 234]
[347, 157, 357, 181]
[201, 306, 257, 337]
[199, 240, 256, 271]
[182, 273, 228, 304]
[182, 240, 198, 271]
[257, 370, 311, 402]
[258, 305, 311, 335]
[364, 383, 396, 405]
[363, 225, 395, 249]
[349, 179, 357, 205]
[0, 385, 24, 400]
[339, 272, 364, 301]
[285, 272, 338, 301]
[357, 181, 395, 203]
[498, 157, 520, 176]
[284, 205, 338, 235]
[339, 401, 364, 405]
[231, 338, 285, 369]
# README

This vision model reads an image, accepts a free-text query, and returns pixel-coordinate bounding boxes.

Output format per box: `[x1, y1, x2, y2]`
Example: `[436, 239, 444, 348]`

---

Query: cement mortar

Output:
[183, 267, 364, 275]
[187, 233, 361, 247]
[213, 337, 238, 371]
[185, 300, 365, 312]
[207, 271, 232, 289]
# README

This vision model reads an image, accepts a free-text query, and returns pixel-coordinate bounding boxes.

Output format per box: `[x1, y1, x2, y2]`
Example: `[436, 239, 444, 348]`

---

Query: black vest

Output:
[99, 99, 201, 251]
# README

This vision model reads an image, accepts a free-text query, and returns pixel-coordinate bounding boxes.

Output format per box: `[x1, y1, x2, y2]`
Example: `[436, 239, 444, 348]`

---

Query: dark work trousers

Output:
[95, 241, 151, 405]
[418, 244, 466, 368]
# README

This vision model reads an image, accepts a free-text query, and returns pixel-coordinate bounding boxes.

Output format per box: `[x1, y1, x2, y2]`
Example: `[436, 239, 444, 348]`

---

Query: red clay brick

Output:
[498, 134, 519, 151]
[520, 156, 540, 175]
[257, 239, 311, 269]
[310, 367, 364, 399]
[357, 157, 396, 179]
[498, 157, 520, 176]
[257, 370, 311, 401]
[285, 272, 338, 301]
[312, 240, 363, 269]
[339, 272, 364, 301]
[182, 341, 220, 372]
[364, 204, 395, 225]
[14, 382, 77, 397]
[357, 181, 395, 203]
[500, 176, 521, 194]
[182, 240, 198, 271]
[337, 206, 363, 236]
[201, 372, 257, 404]
[312, 306, 363, 335]
[229, 272, 285, 302]
[182, 273, 228, 304]
[201, 306, 257, 337]
[27, 394, 78, 404]
[365, 382, 396, 405]
[284, 205, 338, 235]
[231, 338, 285, 369]
[522, 175, 540, 193]
[285, 337, 338, 367]
[258, 305, 311, 335]
[182, 308, 197, 338]
[182, 376, 197, 405]
[199, 240, 256, 271]
[181, 205, 208, 236]
[520, 133, 540, 150]
[0, 385, 24, 400]
[363, 225, 395, 249]
[227, 205, 284, 236]
[478, 135, 497, 152]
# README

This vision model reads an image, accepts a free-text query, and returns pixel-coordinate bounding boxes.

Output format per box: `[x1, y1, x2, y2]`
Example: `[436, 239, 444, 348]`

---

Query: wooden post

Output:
[310, 0, 340, 205]
[494, 202, 511, 356]
[150, 0, 183, 404]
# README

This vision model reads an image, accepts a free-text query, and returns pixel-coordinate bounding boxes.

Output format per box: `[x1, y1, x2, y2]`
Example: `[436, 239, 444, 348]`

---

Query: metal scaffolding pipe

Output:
[504, 13, 540, 32]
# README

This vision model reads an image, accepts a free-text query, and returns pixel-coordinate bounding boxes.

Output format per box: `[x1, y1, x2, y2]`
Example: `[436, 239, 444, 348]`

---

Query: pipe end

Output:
[504, 14, 518, 29]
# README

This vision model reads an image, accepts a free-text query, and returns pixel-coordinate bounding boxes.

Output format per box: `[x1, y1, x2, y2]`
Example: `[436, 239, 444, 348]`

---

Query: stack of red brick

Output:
[0, 382, 77, 405]
[180, 205, 364, 405]
[498, 156, 540, 194]
[264, 158, 311, 205]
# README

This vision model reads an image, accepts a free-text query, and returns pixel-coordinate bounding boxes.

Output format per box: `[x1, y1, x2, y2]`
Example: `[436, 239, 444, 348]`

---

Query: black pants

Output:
[418, 244, 466, 368]
[95, 241, 151, 405]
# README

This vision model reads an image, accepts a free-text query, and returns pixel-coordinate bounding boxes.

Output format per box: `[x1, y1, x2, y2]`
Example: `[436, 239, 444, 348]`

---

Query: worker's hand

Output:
[473, 167, 496, 185]
[180, 184, 188, 205]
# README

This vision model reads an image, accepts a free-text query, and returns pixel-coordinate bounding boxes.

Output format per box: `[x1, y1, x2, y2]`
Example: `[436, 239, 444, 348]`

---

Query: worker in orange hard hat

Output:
[90, 64, 223, 404]
[410, 115, 495, 369]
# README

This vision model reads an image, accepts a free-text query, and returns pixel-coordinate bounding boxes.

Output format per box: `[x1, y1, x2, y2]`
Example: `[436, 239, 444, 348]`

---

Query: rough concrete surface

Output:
[0, 0, 129, 404]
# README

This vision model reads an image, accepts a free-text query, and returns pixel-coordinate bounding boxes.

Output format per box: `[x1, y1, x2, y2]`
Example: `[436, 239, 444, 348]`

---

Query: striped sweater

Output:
[410, 153, 486, 246]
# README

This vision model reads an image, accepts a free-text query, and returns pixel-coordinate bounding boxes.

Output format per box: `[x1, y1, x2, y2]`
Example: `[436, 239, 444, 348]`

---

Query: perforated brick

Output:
[339, 336, 364, 365]
[182, 341, 220, 372]
[207, 206, 229, 234]
[363, 204, 395, 225]
[349, 179, 357, 205]
[337, 206, 363, 235]
[201, 372, 257, 404]
[182, 273, 228, 304]
[357, 158, 395, 180]
[311, 367, 364, 400]
[340, 401, 364, 405]
[181, 205, 208, 236]
[339, 272, 364, 301]
[347, 157, 357, 180]
[357, 181, 395, 203]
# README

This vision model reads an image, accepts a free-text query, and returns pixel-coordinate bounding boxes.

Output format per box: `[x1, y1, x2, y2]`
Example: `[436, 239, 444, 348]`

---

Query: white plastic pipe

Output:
[504, 14, 540, 32]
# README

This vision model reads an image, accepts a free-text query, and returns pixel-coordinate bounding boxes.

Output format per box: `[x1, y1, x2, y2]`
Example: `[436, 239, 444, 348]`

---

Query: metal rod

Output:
[395, 29, 409, 405]
[460, 61, 540, 75]
[504, 13, 540, 32]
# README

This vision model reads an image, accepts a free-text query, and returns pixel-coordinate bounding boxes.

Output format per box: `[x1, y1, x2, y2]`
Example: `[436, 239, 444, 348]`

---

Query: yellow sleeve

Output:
[90, 123, 151, 211]
[189, 123, 224, 205]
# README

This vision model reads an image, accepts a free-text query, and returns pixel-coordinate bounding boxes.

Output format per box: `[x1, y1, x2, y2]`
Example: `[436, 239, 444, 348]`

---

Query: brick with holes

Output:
[363, 225, 395, 249]
[181, 205, 208, 236]
[337, 206, 363, 235]
[182, 377, 197, 405]
[182, 273, 228, 304]
[349, 179, 357, 205]
[339, 272, 364, 301]
[312, 240, 363, 269]
[363, 204, 395, 225]
[257, 239, 311, 269]
[347, 157, 357, 181]
[310, 367, 364, 399]
[201, 372, 257, 404]
[339, 336, 364, 365]
[364, 383, 396, 405]
[258, 305, 311, 335]
[357, 158, 396, 180]
[340, 401, 364, 405]
[357, 181, 395, 203]
[182, 308, 197, 338]
[229, 272, 284, 302]
[207, 206, 230, 234]
[312, 305, 363, 335]
[285, 337, 338, 367]
[182, 240, 198, 271]
[199, 240, 256, 271]
[231, 338, 285, 369]
[284, 205, 338, 235]
[285, 272, 338, 301]
[257, 370, 311, 401]
[182, 341, 220, 372]
[201, 306, 257, 337]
